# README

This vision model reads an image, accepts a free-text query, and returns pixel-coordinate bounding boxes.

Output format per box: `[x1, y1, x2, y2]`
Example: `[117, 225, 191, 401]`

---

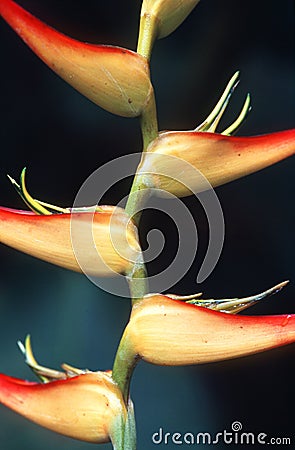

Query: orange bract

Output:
[0, 371, 126, 443]
[138, 129, 295, 197]
[0, 206, 140, 276]
[0, 0, 153, 117]
[123, 294, 295, 365]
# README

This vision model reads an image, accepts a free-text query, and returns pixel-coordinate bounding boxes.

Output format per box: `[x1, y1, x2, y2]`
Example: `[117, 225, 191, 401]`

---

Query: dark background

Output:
[0, 1, 294, 449]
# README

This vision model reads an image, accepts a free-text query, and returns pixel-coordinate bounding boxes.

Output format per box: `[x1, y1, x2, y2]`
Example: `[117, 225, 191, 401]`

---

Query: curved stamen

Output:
[7, 169, 69, 214]
[20, 168, 52, 215]
[17, 335, 89, 382]
[206, 96, 230, 132]
[221, 93, 251, 136]
[195, 71, 240, 132]
[18, 335, 66, 382]
[164, 292, 203, 300]
[186, 280, 289, 314]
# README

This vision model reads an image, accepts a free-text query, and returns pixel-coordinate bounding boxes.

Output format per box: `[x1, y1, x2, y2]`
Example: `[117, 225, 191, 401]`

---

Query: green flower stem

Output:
[125, 90, 158, 299]
[112, 332, 139, 405]
[112, 50, 159, 444]
[125, 173, 151, 226]
[124, 87, 158, 301]
[140, 89, 158, 152]
[127, 253, 149, 304]
[137, 13, 158, 60]
[110, 401, 136, 450]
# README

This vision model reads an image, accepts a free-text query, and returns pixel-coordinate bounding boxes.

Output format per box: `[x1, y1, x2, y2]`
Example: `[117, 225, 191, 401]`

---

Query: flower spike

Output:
[122, 293, 295, 366]
[0, 0, 153, 117]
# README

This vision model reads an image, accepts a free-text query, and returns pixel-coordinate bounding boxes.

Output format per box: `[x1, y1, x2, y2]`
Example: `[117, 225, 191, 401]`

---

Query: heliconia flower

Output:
[139, 0, 201, 41]
[122, 293, 295, 365]
[138, 128, 295, 197]
[1, 336, 135, 446]
[136, 71, 295, 197]
[0, 371, 127, 444]
[0, 206, 141, 276]
[0, 0, 153, 117]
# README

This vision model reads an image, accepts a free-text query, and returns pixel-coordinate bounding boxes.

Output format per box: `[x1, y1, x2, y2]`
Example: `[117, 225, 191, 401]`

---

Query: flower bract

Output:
[0, 371, 126, 443]
[0, 0, 153, 117]
[0, 206, 141, 276]
[122, 294, 295, 365]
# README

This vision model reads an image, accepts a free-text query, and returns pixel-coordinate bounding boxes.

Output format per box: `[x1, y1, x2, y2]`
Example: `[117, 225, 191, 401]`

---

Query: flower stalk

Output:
[112, 336, 139, 404]
[137, 11, 158, 60]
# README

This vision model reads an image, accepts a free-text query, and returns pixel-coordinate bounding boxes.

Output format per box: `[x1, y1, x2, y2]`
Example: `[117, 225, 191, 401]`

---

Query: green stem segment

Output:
[125, 173, 151, 225]
[137, 13, 159, 60]
[112, 333, 139, 404]
[124, 88, 158, 302]
[125, 88, 158, 225]
[140, 90, 158, 151]
[127, 253, 149, 304]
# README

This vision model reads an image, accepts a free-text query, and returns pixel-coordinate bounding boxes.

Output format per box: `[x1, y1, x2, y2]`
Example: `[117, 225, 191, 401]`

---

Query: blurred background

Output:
[0, 0, 294, 449]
